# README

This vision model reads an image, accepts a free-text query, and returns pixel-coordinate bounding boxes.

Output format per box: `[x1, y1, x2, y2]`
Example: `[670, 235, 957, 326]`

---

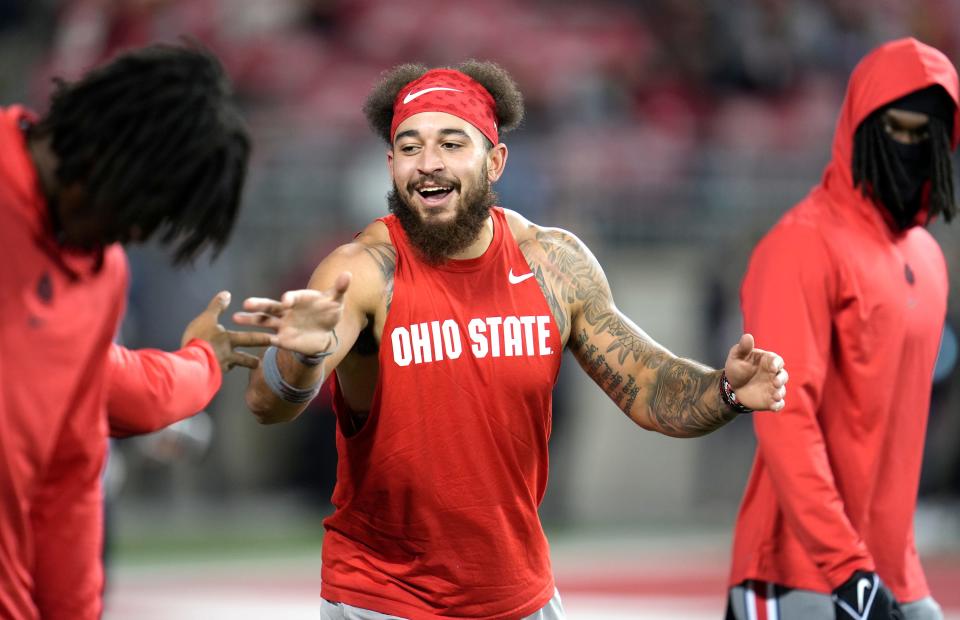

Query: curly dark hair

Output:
[363, 59, 524, 146]
[31, 42, 250, 263]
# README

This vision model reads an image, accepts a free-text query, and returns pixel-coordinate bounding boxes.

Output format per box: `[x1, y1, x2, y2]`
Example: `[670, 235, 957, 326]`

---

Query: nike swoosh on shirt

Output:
[508, 269, 535, 285]
[403, 87, 463, 104]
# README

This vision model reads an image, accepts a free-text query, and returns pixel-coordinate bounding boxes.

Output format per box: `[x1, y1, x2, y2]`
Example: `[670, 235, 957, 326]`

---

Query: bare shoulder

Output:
[502, 209, 606, 345]
[308, 220, 396, 312]
[317, 221, 393, 270]
[353, 219, 396, 279]
[502, 208, 600, 278]
[354, 219, 392, 245]
[502, 208, 585, 258]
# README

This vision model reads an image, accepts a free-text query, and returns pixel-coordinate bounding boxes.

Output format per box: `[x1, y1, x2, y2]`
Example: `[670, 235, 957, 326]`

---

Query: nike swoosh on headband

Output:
[403, 87, 463, 104]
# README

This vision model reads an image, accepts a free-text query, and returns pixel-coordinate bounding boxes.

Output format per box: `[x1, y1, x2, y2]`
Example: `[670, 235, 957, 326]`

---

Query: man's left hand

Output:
[723, 333, 788, 412]
[181, 291, 273, 372]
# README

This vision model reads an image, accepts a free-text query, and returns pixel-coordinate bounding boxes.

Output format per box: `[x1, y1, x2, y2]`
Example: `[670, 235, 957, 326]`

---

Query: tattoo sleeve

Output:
[528, 229, 736, 437]
[363, 243, 396, 311]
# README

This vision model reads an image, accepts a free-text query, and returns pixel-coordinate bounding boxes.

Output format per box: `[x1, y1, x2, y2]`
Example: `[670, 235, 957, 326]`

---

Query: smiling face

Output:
[387, 111, 507, 262]
[389, 111, 505, 221]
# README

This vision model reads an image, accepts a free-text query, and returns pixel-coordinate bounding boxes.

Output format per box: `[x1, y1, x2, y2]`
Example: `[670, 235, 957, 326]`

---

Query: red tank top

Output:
[322, 208, 562, 619]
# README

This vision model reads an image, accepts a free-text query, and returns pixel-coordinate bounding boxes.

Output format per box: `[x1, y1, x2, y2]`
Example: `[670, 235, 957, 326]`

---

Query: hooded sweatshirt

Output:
[0, 105, 223, 619]
[728, 38, 960, 602]
[0, 105, 126, 620]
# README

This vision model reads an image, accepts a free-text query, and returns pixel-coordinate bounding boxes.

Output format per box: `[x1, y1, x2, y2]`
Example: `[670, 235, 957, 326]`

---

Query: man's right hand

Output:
[833, 571, 903, 620]
[233, 272, 351, 356]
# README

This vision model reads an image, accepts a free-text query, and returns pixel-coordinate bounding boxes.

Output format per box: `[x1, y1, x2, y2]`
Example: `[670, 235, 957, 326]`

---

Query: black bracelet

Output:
[293, 330, 339, 367]
[720, 371, 753, 414]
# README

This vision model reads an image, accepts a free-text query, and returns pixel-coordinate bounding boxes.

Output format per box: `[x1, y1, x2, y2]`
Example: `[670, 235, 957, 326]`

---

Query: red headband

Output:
[390, 69, 499, 146]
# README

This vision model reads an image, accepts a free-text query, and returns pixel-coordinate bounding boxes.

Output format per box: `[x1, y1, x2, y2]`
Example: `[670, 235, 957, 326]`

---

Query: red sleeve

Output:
[106, 339, 222, 438]
[742, 221, 874, 588]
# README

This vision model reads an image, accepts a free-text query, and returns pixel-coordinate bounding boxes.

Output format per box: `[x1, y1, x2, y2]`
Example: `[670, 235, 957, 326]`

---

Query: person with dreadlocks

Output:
[725, 38, 959, 620]
[0, 43, 263, 619]
[234, 60, 789, 619]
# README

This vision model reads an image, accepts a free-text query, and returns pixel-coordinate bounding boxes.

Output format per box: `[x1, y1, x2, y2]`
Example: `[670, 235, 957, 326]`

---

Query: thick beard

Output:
[388, 173, 498, 264]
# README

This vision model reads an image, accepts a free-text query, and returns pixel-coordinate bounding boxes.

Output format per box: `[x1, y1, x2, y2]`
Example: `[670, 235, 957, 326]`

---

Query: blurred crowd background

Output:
[2, 0, 960, 591]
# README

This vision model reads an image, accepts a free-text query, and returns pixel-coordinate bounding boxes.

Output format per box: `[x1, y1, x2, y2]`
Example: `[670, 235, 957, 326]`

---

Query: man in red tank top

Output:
[239, 61, 790, 620]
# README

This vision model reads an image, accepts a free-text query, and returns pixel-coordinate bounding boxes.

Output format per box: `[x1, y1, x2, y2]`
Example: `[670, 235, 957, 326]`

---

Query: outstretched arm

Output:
[235, 240, 388, 424]
[107, 291, 270, 437]
[524, 228, 786, 437]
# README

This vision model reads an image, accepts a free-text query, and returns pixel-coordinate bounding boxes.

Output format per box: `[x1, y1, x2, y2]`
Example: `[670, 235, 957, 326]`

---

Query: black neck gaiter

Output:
[855, 85, 954, 230]
[877, 132, 931, 228]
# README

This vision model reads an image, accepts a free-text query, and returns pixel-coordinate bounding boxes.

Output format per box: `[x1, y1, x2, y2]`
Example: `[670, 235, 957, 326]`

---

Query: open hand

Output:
[723, 334, 788, 412]
[181, 291, 272, 372]
[233, 272, 351, 356]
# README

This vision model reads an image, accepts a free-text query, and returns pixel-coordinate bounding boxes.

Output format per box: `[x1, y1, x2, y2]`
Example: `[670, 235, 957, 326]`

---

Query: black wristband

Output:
[293, 330, 339, 367]
[720, 371, 753, 414]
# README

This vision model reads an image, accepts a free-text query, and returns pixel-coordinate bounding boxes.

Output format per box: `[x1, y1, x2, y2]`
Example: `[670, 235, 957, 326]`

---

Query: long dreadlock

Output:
[853, 108, 956, 228]
[31, 42, 250, 263]
[928, 115, 956, 221]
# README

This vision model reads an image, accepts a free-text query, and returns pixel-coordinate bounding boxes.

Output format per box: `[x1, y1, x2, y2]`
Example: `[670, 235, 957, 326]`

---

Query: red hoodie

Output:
[106, 339, 221, 438]
[0, 105, 126, 619]
[0, 106, 222, 619]
[729, 38, 960, 602]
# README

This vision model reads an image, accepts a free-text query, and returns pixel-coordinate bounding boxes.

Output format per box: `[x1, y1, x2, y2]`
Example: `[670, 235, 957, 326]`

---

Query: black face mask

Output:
[868, 85, 954, 229]
[876, 132, 932, 228]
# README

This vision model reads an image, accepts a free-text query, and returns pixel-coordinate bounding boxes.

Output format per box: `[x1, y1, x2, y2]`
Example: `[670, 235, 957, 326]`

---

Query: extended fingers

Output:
[227, 350, 262, 371]
[281, 274, 351, 308]
[242, 297, 285, 314]
[226, 330, 273, 348]
[232, 311, 282, 330]
[281, 289, 319, 307]
[205, 291, 231, 316]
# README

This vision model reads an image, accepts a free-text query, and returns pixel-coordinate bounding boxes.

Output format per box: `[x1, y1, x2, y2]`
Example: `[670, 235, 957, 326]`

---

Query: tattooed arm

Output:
[236, 223, 394, 424]
[519, 224, 786, 438]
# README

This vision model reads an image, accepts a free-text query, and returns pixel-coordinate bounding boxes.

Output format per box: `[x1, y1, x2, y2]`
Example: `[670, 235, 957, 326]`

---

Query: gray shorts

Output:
[726, 581, 943, 620]
[321, 587, 565, 620]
